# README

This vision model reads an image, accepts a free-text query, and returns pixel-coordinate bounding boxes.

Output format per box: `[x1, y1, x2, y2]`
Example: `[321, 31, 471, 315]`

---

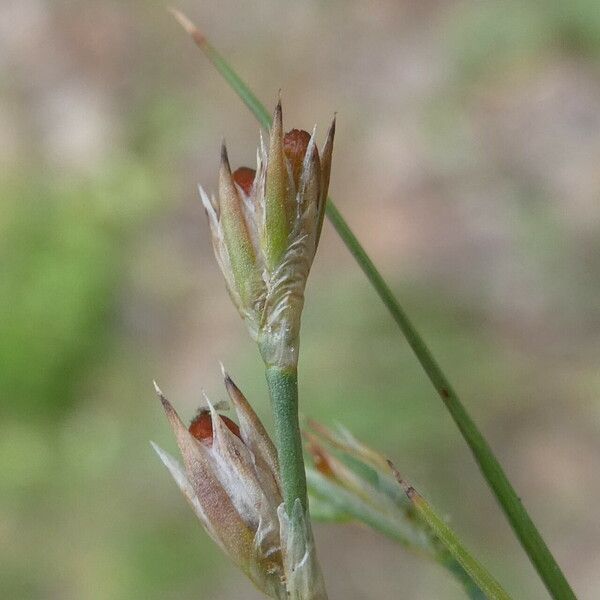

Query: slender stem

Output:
[173, 16, 577, 599]
[265, 366, 307, 513]
[327, 204, 575, 600]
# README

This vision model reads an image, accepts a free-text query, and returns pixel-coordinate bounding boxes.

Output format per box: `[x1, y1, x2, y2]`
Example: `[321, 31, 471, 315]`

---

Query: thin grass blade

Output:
[389, 462, 512, 600]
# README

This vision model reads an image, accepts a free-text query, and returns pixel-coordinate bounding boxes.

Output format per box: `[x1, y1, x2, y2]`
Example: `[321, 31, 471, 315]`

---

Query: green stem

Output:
[327, 205, 575, 600]
[176, 19, 576, 599]
[265, 366, 307, 514]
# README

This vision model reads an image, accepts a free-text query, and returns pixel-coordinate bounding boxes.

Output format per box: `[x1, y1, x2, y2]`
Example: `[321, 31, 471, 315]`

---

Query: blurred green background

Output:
[2, 1, 600, 598]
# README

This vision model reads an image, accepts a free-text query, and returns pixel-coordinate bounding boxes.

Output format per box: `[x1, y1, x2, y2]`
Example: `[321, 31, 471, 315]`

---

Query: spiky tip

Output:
[222, 368, 239, 397]
[153, 380, 175, 414]
[326, 114, 336, 145]
[153, 379, 165, 399]
[273, 98, 283, 132]
[220, 140, 232, 173]
[169, 8, 206, 46]
[219, 361, 236, 390]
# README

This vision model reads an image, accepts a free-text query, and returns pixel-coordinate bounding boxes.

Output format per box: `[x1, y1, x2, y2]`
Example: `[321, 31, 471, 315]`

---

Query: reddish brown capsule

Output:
[283, 129, 317, 188]
[232, 166, 256, 196]
[189, 411, 241, 446]
[153, 374, 287, 597]
[283, 129, 311, 162]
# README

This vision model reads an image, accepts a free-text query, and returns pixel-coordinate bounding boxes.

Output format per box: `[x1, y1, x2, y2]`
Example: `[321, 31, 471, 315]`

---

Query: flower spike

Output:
[153, 373, 328, 599]
[152, 376, 286, 598]
[199, 100, 335, 369]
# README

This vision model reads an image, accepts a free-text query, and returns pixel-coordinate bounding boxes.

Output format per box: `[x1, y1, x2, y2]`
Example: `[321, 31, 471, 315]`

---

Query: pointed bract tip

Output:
[322, 118, 336, 158]
[222, 371, 239, 396]
[218, 360, 227, 379]
[327, 115, 336, 137]
[153, 380, 176, 415]
[149, 440, 165, 458]
[153, 379, 164, 398]
[220, 141, 232, 173]
[273, 99, 282, 129]
[150, 440, 166, 463]
[307, 124, 318, 149]
[219, 362, 235, 388]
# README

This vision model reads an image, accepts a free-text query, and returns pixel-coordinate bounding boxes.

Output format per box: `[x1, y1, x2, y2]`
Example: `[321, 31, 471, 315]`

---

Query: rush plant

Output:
[151, 9, 577, 600]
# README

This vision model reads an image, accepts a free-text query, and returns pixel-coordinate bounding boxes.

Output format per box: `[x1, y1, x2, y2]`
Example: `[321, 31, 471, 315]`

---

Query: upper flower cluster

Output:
[200, 101, 335, 369]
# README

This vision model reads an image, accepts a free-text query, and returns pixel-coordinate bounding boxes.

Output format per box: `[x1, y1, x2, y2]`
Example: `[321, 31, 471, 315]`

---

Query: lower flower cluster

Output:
[152, 370, 327, 599]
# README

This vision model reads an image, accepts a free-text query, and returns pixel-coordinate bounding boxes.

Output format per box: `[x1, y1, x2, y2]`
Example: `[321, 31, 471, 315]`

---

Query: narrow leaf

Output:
[389, 462, 512, 600]
[307, 468, 434, 555]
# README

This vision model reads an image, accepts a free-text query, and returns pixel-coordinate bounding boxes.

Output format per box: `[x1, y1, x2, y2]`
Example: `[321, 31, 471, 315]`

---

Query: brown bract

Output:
[152, 374, 285, 599]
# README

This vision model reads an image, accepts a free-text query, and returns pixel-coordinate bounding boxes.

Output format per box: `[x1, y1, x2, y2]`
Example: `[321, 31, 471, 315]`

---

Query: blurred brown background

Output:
[1, 0, 600, 598]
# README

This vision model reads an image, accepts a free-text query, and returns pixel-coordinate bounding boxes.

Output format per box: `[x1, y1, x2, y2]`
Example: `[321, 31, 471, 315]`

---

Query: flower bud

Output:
[199, 101, 335, 369]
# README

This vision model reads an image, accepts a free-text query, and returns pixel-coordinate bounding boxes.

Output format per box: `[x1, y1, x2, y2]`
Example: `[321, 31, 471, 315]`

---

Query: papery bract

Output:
[152, 373, 285, 598]
[199, 101, 335, 369]
[153, 371, 328, 599]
